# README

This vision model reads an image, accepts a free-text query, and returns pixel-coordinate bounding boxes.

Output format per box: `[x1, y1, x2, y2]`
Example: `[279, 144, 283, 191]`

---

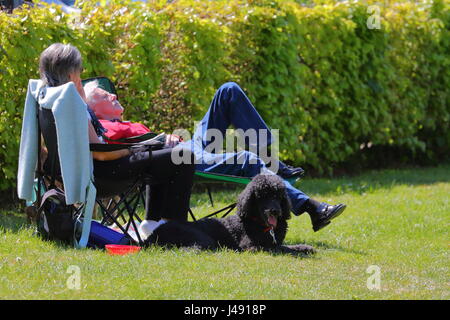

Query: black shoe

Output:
[277, 163, 305, 180]
[310, 203, 346, 232]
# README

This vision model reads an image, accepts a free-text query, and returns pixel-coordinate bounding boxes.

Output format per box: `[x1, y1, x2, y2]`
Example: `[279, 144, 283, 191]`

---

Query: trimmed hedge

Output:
[0, 0, 448, 190]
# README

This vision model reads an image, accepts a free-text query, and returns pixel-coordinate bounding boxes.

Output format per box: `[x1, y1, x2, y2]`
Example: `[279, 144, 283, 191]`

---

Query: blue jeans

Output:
[179, 82, 309, 215]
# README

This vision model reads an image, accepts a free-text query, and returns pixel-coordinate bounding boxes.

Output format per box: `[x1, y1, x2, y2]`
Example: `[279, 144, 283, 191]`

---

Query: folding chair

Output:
[187, 171, 250, 221]
[83, 76, 118, 98]
[20, 79, 161, 247]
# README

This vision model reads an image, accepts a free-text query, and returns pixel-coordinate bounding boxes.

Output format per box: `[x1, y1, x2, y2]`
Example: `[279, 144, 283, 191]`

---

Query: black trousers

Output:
[93, 148, 195, 221]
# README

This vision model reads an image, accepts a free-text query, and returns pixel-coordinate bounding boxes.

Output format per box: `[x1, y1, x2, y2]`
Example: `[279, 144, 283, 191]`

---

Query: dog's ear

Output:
[236, 184, 256, 220]
[280, 189, 292, 221]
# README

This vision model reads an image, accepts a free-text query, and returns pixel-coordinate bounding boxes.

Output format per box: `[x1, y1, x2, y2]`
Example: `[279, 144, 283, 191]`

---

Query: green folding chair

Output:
[82, 76, 118, 97]
[189, 171, 252, 221]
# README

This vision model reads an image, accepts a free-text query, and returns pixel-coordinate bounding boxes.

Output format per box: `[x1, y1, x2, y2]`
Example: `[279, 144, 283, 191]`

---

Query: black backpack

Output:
[36, 188, 81, 244]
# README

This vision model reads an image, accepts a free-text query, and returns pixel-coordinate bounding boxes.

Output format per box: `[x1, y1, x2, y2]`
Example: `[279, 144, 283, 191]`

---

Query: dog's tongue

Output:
[268, 215, 277, 228]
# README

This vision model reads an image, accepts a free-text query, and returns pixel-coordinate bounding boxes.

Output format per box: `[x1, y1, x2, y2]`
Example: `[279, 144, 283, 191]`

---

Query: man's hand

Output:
[165, 134, 182, 148]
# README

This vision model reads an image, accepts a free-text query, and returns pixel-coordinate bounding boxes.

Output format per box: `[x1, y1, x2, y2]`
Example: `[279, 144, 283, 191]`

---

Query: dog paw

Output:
[292, 244, 316, 255]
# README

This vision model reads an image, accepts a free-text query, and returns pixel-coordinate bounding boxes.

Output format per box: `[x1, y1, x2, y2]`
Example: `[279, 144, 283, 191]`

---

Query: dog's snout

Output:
[265, 206, 281, 216]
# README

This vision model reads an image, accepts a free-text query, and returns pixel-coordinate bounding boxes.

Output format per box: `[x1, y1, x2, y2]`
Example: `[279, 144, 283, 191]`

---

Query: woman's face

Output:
[69, 70, 86, 101]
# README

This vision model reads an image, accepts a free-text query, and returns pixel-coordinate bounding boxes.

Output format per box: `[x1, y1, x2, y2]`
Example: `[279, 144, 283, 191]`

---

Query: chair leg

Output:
[98, 199, 143, 246]
[123, 193, 144, 245]
[207, 186, 214, 207]
[97, 179, 145, 245]
[221, 203, 237, 218]
[144, 184, 151, 221]
[188, 208, 197, 222]
[200, 203, 237, 220]
[97, 200, 131, 236]
[99, 197, 123, 225]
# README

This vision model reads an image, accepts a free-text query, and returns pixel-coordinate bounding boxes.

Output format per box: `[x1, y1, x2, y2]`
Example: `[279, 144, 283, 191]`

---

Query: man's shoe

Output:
[311, 203, 346, 232]
[277, 163, 305, 180]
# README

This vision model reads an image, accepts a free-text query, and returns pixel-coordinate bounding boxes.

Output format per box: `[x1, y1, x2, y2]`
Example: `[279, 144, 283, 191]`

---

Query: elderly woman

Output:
[38, 43, 195, 238]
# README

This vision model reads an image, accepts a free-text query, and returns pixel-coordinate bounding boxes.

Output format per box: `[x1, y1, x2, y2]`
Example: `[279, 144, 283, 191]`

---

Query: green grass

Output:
[1, 165, 449, 299]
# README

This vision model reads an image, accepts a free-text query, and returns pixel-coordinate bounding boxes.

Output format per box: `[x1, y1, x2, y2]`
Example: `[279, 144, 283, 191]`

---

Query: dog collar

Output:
[252, 217, 277, 245]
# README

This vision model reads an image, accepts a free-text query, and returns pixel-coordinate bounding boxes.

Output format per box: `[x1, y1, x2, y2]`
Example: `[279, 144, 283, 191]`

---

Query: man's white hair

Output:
[83, 80, 100, 105]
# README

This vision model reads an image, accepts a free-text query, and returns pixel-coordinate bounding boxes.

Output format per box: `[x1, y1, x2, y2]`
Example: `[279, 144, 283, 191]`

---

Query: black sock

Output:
[304, 199, 321, 214]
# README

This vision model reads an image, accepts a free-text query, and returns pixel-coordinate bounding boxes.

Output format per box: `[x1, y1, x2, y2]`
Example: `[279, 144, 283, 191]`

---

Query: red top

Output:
[99, 120, 151, 144]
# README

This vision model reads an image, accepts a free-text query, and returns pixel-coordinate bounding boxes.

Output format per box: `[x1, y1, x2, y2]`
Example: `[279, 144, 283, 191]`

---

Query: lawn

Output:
[0, 165, 448, 300]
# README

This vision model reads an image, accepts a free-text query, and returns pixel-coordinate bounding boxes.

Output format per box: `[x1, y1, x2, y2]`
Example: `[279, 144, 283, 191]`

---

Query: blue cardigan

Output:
[17, 79, 96, 248]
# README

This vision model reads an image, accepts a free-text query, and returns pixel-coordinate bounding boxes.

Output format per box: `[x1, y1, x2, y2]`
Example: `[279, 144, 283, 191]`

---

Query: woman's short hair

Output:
[39, 43, 82, 87]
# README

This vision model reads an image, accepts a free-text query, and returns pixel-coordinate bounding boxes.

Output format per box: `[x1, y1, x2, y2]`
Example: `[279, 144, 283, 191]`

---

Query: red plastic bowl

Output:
[105, 244, 141, 256]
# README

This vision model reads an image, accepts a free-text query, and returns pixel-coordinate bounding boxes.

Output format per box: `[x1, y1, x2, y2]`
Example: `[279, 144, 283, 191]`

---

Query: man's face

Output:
[90, 88, 124, 120]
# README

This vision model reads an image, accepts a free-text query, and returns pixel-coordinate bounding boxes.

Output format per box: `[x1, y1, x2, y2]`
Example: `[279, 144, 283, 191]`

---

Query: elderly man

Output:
[84, 80, 346, 233]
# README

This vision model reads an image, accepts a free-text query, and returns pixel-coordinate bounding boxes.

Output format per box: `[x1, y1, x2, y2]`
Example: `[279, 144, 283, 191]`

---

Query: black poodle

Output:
[144, 174, 315, 256]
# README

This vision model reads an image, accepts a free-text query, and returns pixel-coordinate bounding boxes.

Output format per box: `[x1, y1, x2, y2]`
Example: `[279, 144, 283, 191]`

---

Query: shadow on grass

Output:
[0, 211, 365, 257]
[0, 211, 80, 250]
[0, 210, 27, 233]
[192, 165, 450, 200]
[150, 244, 318, 259]
[262, 249, 317, 259]
[292, 164, 450, 196]
[1, 165, 448, 255]
[301, 240, 367, 256]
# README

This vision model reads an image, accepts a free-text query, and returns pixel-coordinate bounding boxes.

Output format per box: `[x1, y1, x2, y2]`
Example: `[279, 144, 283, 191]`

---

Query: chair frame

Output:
[36, 102, 149, 246]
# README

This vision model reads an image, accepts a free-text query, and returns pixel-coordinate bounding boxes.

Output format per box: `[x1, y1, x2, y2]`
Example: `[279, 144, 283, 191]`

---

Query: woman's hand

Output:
[69, 71, 87, 102]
